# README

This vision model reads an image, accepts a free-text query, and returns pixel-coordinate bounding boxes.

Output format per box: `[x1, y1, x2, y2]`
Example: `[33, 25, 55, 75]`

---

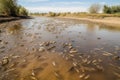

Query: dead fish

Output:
[82, 59, 88, 63]
[47, 46, 56, 50]
[9, 63, 16, 68]
[32, 70, 35, 76]
[12, 56, 20, 59]
[98, 59, 102, 62]
[73, 62, 77, 67]
[84, 67, 96, 72]
[68, 67, 75, 72]
[87, 61, 91, 64]
[39, 43, 44, 46]
[69, 54, 74, 57]
[1, 41, 5, 45]
[54, 72, 60, 77]
[79, 73, 85, 78]
[6, 68, 15, 72]
[52, 61, 56, 66]
[92, 60, 97, 64]
[45, 42, 50, 46]
[39, 47, 45, 52]
[69, 49, 78, 54]
[30, 76, 38, 80]
[84, 75, 90, 80]
[113, 56, 120, 60]
[1, 57, 9, 66]
[103, 51, 113, 56]
[68, 46, 73, 49]
[50, 41, 56, 44]
[96, 65, 104, 71]
[113, 72, 120, 78]
[75, 68, 80, 73]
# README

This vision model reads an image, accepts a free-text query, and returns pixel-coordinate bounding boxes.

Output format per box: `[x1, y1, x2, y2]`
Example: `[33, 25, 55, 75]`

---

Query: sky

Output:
[18, 0, 120, 13]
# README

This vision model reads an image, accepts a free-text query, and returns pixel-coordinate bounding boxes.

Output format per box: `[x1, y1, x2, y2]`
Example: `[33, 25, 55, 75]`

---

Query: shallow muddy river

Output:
[0, 17, 120, 80]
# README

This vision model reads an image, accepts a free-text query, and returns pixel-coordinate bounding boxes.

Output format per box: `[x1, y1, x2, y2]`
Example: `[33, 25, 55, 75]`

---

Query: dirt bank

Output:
[0, 16, 31, 23]
[57, 17, 120, 27]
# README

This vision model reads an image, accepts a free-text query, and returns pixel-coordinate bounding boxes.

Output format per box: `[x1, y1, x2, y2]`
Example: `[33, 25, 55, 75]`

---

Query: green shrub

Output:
[103, 5, 120, 14]
[18, 6, 28, 16]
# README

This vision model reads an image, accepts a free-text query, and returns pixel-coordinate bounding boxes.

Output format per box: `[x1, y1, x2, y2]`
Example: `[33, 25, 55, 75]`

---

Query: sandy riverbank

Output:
[57, 17, 120, 27]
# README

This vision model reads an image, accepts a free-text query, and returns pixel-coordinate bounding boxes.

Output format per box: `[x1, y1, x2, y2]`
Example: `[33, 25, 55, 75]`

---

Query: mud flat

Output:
[0, 17, 120, 80]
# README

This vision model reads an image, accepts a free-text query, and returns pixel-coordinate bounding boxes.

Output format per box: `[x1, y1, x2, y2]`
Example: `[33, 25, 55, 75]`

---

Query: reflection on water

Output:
[0, 17, 120, 80]
[99, 24, 120, 32]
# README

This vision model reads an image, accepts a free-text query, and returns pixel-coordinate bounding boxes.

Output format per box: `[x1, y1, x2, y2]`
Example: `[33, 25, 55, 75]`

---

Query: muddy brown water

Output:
[0, 17, 120, 80]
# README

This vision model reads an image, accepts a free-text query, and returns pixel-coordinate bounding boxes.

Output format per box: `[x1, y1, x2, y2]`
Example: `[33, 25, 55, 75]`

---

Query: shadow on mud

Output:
[0, 16, 32, 23]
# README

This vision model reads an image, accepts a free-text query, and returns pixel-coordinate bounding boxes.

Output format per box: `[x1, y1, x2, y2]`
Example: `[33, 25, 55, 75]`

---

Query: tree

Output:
[0, 0, 18, 16]
[89, 4, 101, 13]
[103, 5, 120, 14]
[0, 0, 28, 16]
[48, 12, 56, 17]
[103, 5, 111, 14]
[18, 6, 28, 16]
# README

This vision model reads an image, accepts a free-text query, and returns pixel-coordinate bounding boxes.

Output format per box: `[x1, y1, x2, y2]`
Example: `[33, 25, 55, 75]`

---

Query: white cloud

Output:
[52, 2, 86, 5]
[26, 6, 87, 13]
[19, 0, 49, 2]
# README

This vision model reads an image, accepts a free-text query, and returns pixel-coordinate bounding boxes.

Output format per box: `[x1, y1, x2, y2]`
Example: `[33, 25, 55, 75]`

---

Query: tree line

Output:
[31, 4, 120, 16]
[0, 0, 28, 17]
[89, 4, 120, 14]
[103, 5, 120, 14]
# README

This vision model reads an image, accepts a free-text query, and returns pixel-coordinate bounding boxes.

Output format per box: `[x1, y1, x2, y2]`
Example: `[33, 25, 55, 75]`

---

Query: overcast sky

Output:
[18, 0, 120, 13]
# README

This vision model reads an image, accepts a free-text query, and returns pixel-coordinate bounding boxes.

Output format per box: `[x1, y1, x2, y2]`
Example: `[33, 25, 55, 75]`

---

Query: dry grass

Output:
[59, 13, 120, 19]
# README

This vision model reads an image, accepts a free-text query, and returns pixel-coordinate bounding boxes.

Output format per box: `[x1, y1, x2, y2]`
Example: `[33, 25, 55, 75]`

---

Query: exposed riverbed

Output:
[0, 17, 120, 80]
